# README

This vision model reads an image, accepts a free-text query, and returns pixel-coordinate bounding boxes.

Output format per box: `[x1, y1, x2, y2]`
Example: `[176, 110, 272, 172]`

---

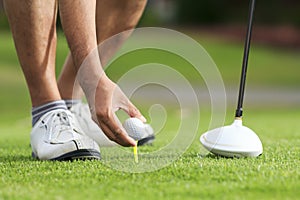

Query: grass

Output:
[0, 109, 299, 199]
[0, 30, 300, 199]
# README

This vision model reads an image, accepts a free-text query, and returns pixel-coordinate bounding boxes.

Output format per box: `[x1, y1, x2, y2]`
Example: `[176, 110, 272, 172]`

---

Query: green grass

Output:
[0, 109, 299, 199]
[0, 30, 299, 199]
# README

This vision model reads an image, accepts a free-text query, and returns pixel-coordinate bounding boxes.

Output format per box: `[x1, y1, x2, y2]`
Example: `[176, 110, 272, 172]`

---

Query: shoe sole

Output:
[32, 149, 101, 161]
[52, 149, 101, 161]
[138, 135, 155, 146]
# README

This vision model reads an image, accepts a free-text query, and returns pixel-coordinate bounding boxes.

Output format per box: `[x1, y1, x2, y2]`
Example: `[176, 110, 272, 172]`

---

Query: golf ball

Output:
[123, 118, 146, 140]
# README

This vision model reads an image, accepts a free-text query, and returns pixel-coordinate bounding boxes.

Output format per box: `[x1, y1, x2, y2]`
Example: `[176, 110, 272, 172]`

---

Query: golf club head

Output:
[200, 119, 263, 158]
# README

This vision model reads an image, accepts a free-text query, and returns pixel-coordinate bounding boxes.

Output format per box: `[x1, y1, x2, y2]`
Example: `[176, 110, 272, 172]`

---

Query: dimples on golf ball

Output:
[123, 118, 145, 140]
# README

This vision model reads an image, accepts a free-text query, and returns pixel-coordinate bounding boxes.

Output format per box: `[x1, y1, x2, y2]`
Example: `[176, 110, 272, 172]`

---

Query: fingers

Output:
[126, 101, 147, 123]
[96, 111, 136, 147]
[91, 78, 145, 146]
[114, 86, 146, 123]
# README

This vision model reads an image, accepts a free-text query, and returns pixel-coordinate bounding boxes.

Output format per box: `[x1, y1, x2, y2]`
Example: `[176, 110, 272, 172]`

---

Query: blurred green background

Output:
[0, 1, 299, 141]
[0, 0, 299, 124]
[143, 0, 300, 27]
[2, 0, 300, 28]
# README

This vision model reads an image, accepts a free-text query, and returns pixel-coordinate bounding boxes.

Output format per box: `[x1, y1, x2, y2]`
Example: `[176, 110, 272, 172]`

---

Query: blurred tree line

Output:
[140, 0, 300, 27]
[1, 0, 300, 28]
[174, 0, 300, 26]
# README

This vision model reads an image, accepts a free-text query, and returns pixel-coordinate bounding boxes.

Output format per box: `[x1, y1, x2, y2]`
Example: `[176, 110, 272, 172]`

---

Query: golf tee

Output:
[133, 141, 138, 163]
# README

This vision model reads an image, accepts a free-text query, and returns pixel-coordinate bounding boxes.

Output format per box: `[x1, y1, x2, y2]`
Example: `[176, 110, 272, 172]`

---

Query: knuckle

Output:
[113, 127, 124, 137]
[129, 106, 140, 116]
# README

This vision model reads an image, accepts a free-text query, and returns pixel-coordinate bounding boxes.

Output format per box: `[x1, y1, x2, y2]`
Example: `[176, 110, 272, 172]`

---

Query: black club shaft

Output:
[235, 0, 256, 118]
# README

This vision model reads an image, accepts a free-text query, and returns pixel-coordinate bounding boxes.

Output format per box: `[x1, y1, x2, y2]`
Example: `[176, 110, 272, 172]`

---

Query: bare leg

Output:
[4, 0, 59, 107]
[95, 0, 147, 64]
[57, 53, 82, 99]
[4, 0, 101, 160]
[57, 0, 147, 100]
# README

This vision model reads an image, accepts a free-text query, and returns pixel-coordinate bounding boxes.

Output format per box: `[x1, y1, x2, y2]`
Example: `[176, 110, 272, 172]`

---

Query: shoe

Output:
[70, 102, 117, 147]
[71, 102, 155, 146]
[30, 109, 100, 160]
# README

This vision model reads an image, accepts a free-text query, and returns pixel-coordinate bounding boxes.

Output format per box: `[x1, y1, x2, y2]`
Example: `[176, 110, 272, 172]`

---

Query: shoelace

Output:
[42, 111, 79, 143]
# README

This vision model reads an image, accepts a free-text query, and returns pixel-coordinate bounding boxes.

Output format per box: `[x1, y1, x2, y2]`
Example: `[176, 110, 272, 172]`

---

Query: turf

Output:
[0, 30, 299, 199]
[0, 110, 299, 200]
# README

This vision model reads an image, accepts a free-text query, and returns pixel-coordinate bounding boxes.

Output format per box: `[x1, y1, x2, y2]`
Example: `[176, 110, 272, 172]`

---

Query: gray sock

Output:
[31, 100, 67, 126]
[64, 99, 81, 110]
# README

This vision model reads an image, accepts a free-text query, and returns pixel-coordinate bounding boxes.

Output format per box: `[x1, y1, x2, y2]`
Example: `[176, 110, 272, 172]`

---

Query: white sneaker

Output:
[30, 109, 100, 160]
[70, 102, 117, 147]
[71, 102, 155, 147]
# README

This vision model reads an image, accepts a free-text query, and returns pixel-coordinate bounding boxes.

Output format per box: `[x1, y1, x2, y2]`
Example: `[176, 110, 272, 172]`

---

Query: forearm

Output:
[59, 0, 104, 101]
[58, 0, 142, 147]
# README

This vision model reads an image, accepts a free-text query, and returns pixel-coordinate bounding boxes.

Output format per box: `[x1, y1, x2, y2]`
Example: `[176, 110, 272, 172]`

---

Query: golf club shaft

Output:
[235, 0, 256, 118]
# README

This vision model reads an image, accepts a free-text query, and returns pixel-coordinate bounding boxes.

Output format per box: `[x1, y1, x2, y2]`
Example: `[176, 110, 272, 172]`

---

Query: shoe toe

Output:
[35, 140, 78, 160]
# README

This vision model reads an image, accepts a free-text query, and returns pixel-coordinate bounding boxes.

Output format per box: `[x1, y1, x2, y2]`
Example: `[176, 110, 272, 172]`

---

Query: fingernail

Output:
[129, 138, 137, 147]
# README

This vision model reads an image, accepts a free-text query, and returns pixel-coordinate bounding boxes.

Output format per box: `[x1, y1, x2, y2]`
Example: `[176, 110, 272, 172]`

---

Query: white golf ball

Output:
[123, 118, 145, 140]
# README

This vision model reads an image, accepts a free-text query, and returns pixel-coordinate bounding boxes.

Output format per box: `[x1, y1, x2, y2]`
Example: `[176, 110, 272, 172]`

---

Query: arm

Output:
[58, 0, 145, 147]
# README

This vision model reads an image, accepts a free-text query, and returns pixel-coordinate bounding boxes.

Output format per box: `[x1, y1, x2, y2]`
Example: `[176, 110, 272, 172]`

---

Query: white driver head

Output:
[200, 119, 263, 157]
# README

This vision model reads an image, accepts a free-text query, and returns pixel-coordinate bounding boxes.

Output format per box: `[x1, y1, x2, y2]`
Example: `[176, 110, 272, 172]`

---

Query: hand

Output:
[90, 74, 146, 147]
